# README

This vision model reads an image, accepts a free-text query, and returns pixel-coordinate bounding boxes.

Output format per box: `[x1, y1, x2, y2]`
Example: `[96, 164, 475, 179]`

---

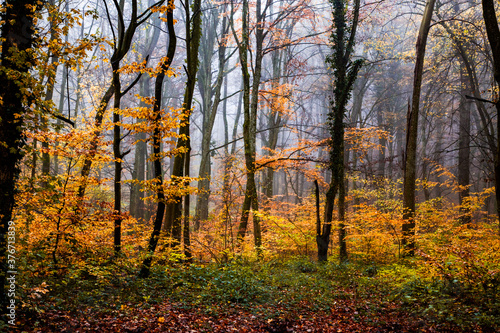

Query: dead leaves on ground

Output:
[17, 298, 450, 332]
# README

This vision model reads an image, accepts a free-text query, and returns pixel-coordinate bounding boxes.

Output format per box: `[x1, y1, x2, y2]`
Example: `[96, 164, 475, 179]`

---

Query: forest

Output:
[1, 0, 500, 331]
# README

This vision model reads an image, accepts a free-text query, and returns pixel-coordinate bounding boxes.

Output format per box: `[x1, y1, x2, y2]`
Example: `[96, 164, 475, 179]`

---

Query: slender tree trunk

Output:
[349, 73, 367, 208]
[234, 0, 269, 257]
[263, 48, 285, 204]
[481, 0, 500, 233]
[77, 0, 150, 198]
[377, 106, 387, 179]
[41, 0, 60, 187]
[130, 13, 161, 221]
[112, 0, 131, 255]
[139, 1, 176, 277]
[458, 65, 471, 223]
[402, 0, 436, 256]
[319, 0, 362, 263]
[184, 150, 192, 259]
[31, 130, 38, 185]
[234, 0, 253, 248]
[222, 79, 241, 247]
[54, 58, 68, 176]
[194, 7, 229, 230]
[164, 0, 202, 250]
[130, 76, 150, 221]
[112, 61, 123, 254]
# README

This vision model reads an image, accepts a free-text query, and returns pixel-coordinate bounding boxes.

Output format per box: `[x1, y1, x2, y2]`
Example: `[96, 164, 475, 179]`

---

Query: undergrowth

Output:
[16, 253, 500, 331]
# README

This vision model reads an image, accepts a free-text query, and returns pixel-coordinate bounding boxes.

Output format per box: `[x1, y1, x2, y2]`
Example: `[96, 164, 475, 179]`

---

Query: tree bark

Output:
[112, 58, 123, 254]
[458, 65, 471, 224]
[481, 0, 500, 233]
[0, 0, 38, 310]
[319, 0, 362, 263]
[130, 76, 150, 221]
[437, 7, 474, 224]
[194, 6, 229, 230]
[41, 0, 60, 186]
[130, 12, 161, 221]
[139, 0, 177, 277]
[402, 0, 436, 256]
[262, 47, 285, 204]
[112, 0, 140, 254]
[164, 0, 202, 250]
[233, 0, 270, 257]
[376, 102, 387, 179]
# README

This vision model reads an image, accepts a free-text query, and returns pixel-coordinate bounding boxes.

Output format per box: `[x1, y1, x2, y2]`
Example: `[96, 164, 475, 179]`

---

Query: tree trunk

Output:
[112, 0, 134, 255]
[77, 0, 152, 199]
[0, 0, 38, 309]
[194, 6, 229, 230]
[222, 79, 241, 249]
[130, 76, 150, 221]
[130, 10, 161, 221]
[481, 0, 500, 233]
[319, 0, 362, 263]
[376, 105, 387, 179]
[263, 48, 285, 204]
[139, 1, 176, 277]
[41, 0, 60, 187]
[458, 65, 471, 224]
[402, 0, 436, 256]
[54, 55, 69, 176]
[349, 71, 368, 208]
[112, 59, 123, 254]
[233, 0, 268, 256]
[164, 0, 202, 250]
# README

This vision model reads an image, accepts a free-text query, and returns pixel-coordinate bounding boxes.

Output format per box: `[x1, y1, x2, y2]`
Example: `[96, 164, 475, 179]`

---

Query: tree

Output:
[163, 0, 202, 257]
[129, 9, 161, 222]
[0, 0, 39, 311]
[139, 0, 177, 278]
[438, 4, 496, 220]
[436, 2, 474, 223]
[458, 61, 472, 224]
[317, 0, 362, 263]
[72, 0, 165, 254]
[231, 0, 265, 255]
[193, 2, 230, 230]
[259, 3, 301, 206]
[105, 0, 162, 255]
[40, 0, 60, 187]
[402, 0, 436, 256]
[77, 0, 164, 200]
[230, 0, 311, 254]
[481, 0, 500, 233]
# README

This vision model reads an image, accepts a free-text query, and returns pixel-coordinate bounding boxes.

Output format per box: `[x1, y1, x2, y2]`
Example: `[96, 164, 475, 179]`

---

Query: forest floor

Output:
[10, 257, 500, 332]
[17, 298, 445, 332]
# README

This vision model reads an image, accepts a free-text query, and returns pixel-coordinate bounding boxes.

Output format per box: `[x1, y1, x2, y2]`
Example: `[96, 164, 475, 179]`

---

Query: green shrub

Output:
[396, 249, 500, 330]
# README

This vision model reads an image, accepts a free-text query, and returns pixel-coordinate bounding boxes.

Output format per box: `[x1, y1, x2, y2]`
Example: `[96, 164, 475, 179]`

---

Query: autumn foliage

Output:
[2, 0, 500, 332]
